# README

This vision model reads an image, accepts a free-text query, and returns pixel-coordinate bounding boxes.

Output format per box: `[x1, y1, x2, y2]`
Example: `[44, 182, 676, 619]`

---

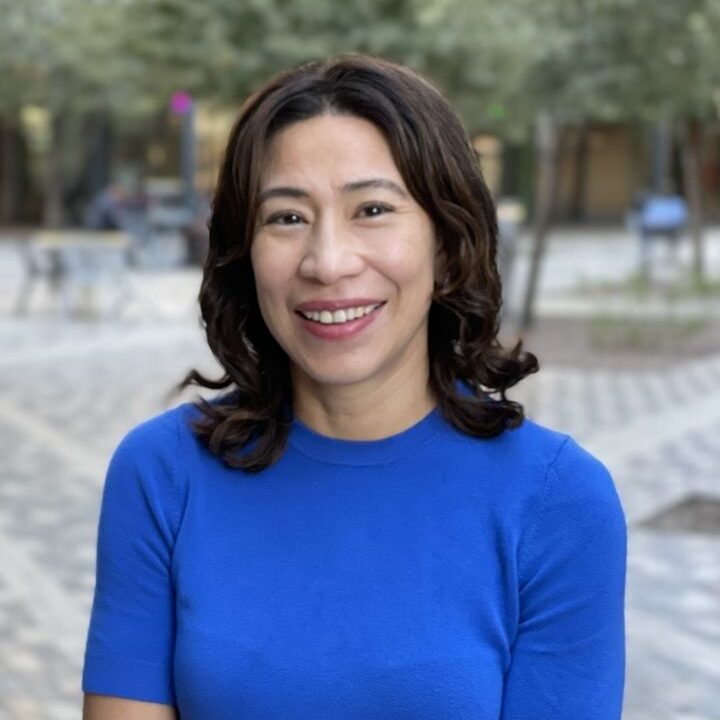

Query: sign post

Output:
[170, 91, 196, 212]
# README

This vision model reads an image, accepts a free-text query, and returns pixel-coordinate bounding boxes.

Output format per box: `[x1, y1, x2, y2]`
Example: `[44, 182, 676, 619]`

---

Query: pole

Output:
[180, 101, 196, 213]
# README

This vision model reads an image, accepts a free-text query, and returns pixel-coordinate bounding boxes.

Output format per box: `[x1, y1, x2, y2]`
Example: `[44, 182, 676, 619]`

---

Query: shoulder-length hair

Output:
[175, 52, 538, 472]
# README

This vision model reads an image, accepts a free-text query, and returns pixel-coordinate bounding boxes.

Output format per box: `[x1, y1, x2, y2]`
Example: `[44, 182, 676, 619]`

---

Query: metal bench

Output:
[14, 230, 133, 319]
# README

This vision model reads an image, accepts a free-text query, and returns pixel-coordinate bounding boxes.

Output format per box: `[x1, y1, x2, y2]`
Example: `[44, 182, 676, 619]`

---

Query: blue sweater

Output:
[83, 400, 626, 718]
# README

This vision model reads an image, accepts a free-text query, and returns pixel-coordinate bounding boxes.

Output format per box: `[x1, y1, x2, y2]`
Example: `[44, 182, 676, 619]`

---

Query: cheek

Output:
[251, 242, 289, 304]
[381, 238, 436, 293]
[250, 254, 284, 336]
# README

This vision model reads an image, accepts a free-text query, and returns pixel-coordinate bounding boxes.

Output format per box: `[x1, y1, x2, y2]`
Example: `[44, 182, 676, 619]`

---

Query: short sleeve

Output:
[82, 410, 184, 706]
[500, 436, 627, 719]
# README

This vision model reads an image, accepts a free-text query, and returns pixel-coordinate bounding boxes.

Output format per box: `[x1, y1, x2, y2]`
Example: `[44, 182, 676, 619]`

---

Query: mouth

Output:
[295, 301, 386, 341]
[295, 301, 385, 326]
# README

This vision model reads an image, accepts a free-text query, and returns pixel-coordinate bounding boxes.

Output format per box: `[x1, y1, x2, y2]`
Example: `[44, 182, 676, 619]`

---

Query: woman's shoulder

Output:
[115, 391, 234, 454]
[500, 414, 569, 456]
[501, 414, 610, 474]
[444, 408, 571, 472]
[454, 383, 573, 467]
[442, 408, 619, 510]
[504, 417, 622, 516]
[106, 395, 223, 489]
[114, 403, 189, 458]
[94, 400, 226, 577]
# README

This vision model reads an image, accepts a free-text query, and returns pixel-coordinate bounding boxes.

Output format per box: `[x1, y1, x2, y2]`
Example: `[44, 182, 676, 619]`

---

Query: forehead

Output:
[260, 114, 403, 184]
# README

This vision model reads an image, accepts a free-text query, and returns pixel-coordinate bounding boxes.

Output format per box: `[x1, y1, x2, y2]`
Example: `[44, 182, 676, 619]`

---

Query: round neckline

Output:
[288, 405, 446, 466]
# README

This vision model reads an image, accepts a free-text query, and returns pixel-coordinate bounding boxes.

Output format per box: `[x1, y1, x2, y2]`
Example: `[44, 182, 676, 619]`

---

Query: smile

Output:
[295, 302, 386, 340]
[298, 303, 384, 325]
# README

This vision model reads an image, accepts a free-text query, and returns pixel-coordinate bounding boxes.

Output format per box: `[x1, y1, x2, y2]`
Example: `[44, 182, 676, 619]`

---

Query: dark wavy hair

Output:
[175, 52, 538, 472]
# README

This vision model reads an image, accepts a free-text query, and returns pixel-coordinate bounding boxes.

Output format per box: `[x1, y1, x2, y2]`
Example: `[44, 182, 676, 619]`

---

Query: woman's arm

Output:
[83, 694, 178, 719]
[82, 413, 184, 707]
[500, 437, 627, 719]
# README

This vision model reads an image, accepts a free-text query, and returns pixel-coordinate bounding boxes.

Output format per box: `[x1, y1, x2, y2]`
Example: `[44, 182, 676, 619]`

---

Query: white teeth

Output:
[301, 303, 382, 324]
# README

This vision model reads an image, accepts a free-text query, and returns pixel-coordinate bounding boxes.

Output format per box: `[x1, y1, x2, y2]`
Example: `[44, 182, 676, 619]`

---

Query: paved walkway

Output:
[0, 228, 719, 719]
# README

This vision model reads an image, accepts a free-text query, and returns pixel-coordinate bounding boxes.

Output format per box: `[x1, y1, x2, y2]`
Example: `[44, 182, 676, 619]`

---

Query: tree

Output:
[0, 0, 161, 224]
[439, 0, 720, 326]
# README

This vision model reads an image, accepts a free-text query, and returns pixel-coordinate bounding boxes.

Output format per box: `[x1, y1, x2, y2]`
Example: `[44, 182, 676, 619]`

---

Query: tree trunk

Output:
[651, 119, 673, 193]
[85, 111, 113, 199]
[520, 113, 559, 330]
[0, 116, 21, 224]
[43, 111, 66, 227]
[677, 120, 704, 280]
[569, 123, 589, 222]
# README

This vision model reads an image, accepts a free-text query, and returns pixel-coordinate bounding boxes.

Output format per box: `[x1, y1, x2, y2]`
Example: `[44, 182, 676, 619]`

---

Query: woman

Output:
[82, 54, 627, 719]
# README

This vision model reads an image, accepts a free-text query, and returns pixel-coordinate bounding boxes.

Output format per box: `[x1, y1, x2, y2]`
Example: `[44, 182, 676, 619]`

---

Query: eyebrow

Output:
[257, 178, 408, 204]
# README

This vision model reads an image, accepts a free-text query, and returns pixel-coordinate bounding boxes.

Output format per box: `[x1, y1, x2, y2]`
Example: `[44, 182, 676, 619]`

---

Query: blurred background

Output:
[1, 0, 719, 718]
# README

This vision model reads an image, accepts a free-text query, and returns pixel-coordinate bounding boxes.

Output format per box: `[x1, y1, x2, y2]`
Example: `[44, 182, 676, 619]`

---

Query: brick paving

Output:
[0, 229, 719, 719]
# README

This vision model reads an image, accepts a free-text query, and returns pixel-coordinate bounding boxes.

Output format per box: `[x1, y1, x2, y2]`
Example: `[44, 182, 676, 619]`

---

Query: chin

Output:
[295, 357, 383, 389]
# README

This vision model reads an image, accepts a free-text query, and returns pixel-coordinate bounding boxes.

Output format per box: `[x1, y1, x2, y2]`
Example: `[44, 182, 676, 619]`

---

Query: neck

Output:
[291, 366, 436, 441]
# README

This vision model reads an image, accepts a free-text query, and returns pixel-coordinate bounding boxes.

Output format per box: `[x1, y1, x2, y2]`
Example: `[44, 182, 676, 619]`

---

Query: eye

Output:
[358, 203, 393, 219]
[266, 211, 304, 226]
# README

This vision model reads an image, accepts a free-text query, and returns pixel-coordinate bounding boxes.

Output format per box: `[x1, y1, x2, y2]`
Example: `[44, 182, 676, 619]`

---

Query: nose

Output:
[298, 213, 365, 285]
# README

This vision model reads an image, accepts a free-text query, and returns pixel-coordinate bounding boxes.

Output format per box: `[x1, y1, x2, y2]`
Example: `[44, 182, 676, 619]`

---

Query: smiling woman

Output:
[82, 54, 627, 720]
[174, 53, 540, 461]
[250, 113, 439, 424]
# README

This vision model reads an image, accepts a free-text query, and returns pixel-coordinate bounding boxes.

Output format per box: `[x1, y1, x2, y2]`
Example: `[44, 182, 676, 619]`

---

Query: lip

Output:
[296, 302, 384, 341]
[295, 298, 385, 312]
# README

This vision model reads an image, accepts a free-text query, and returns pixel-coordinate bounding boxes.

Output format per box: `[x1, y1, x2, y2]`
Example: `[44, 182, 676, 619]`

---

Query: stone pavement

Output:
[0, 228, 719, 719]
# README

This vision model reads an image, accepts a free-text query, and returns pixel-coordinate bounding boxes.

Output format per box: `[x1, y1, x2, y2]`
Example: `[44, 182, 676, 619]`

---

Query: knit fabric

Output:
[83, 399, 626, 718]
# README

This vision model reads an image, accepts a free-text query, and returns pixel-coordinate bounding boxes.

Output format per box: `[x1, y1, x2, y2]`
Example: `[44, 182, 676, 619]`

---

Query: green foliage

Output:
[588, 313, 708, 351]
[574, 266, 720, 300]
[442, 0, 720, 132]
[3, 0, 720, 134]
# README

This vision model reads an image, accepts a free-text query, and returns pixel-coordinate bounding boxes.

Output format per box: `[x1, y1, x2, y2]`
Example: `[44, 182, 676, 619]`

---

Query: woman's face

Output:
[250, 113, 438, 393]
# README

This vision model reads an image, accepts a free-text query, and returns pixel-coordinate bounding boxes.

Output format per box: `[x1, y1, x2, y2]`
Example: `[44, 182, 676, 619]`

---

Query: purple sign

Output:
[170, 91, 193, 115]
